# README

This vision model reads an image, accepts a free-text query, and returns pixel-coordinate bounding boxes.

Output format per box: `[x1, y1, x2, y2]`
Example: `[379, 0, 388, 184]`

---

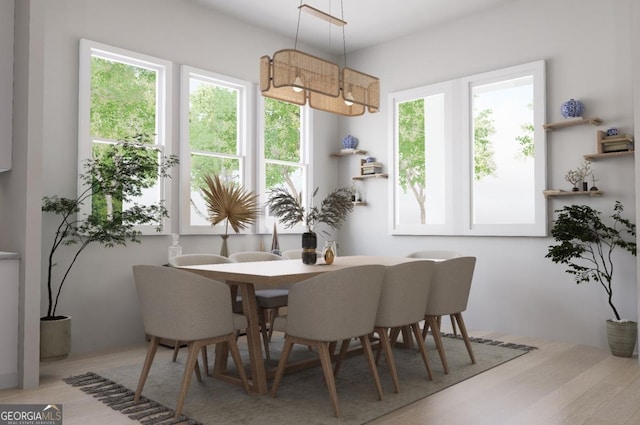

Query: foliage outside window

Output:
[259, 97, 311, 233]
[179, 66, 252, 234]
[78, 39, 173, 234]
[389, 60, 546, 236]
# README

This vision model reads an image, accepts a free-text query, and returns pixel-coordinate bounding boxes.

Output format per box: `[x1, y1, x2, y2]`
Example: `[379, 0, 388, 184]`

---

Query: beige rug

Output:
[64, 334, 533, 425]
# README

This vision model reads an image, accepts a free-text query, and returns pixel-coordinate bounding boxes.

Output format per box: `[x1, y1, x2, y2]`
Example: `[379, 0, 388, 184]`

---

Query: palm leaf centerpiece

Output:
[200, 175, 260, 255]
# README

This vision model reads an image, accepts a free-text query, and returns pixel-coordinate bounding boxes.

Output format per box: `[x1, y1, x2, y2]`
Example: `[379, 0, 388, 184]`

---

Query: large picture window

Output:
[389, 60, 546, 236]
[78, 39, 173, 234]
[179, 66, 253, 234]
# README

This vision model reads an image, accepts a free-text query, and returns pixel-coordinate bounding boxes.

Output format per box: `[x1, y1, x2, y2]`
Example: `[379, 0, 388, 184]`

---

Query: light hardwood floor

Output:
[2, 330, 639, 425]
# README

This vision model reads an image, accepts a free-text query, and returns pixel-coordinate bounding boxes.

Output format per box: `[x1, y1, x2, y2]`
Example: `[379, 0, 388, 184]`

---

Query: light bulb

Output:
[344, 91, 354, 106]
[293, 76, 303, 93]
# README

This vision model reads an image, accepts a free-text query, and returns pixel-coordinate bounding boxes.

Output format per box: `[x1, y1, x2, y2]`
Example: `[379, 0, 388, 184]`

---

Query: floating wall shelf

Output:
[329, 149, 367, 157]
[543, 117, 602, 131]
[543, 190, 603, 198]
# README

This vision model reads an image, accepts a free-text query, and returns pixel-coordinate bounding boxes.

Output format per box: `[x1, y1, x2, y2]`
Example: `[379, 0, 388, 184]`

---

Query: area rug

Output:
[64, 334, 534, 425]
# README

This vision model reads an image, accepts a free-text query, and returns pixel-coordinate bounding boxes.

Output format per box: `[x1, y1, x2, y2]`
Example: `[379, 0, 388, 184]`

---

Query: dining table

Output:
[182, 255, 426, 395]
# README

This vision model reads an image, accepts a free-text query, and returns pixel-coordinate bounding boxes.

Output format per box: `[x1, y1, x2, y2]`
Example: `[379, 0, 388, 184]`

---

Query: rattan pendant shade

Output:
[260, 3, 380, 117]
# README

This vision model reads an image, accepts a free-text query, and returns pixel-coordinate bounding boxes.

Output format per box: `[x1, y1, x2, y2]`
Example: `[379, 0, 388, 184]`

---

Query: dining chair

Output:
[229, 250, 286, 360]
[372, 260, 436, 393]
[421, 256, 477, 374]
[168, 253, 232, 369]
[132, 265, 249, 417]
[407, 250, 463, 337]
[270, 265, 386, 418]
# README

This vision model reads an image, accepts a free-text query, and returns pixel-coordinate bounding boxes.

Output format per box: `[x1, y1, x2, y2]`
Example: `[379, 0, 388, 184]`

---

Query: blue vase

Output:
[561, 99, 584, 118]
[342, 135, 358, 150]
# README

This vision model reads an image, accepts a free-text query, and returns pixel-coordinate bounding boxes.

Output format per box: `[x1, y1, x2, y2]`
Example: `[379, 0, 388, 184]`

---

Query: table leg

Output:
[236, 281, 269, 394]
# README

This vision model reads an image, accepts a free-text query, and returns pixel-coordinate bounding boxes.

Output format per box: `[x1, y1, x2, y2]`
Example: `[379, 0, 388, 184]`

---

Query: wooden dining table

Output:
[182, 255, 424, 395]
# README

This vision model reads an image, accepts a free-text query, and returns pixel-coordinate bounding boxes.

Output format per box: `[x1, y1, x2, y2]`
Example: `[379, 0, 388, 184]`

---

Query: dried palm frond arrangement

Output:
[200, 174, 261, 237]
[267, 186, 354, 233]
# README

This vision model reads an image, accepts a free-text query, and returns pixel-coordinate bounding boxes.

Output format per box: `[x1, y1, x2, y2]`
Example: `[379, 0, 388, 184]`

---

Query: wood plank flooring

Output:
[1, 330, 639, 425]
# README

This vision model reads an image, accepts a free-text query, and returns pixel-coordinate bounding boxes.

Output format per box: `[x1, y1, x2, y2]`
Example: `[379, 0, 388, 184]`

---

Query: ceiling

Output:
[191, 0, 517, 56]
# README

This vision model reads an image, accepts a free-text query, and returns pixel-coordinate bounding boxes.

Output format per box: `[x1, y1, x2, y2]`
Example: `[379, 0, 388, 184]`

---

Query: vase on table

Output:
[302, 231, 317, 265]
[220, 234, 229, 257]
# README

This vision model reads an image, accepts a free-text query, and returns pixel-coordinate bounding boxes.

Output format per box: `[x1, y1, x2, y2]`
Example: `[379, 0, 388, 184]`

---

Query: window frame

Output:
[388, 60, 547, 237]
[178, 65, 254, 235]
[78, 39, 174, 235]
[257, 94, 313, 234]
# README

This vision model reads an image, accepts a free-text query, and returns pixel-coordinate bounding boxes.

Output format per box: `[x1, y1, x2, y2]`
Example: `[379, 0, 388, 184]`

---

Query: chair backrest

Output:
[425, 256, 476, 316]
[229, 251, 283, 262]
[407, 250, 462, 260]
[168, 253, 231, 267]
[375, 260, 435, 328]
[285, 265, 385, 342]
[132, 265, 234, 341]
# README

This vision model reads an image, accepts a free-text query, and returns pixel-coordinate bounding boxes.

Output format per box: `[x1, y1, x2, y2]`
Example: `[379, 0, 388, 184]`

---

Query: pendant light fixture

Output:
[260, 1, 379, 116]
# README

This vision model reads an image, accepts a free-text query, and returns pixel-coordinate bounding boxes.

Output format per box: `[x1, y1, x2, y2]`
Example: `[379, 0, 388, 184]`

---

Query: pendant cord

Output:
[341, 0, 347, 68]
[294, 0, 303, 50]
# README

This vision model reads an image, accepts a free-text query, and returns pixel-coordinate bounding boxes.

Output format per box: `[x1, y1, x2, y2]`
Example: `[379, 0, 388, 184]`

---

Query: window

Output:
[258, 96, 311, 233]
[78, 39, 173, 234]
[178, 66, 253, 234]
[389, 60, 546, 236]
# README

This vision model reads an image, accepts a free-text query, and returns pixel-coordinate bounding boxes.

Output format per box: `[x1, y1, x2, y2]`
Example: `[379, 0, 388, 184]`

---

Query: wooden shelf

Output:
[352, 173, 388, 180]
[330, 149, 367, 157]
[352, 201, 367, 206]
[543, 117, 602, 132]
[584, 150, 634, 161]
[543, 190, 603, 198]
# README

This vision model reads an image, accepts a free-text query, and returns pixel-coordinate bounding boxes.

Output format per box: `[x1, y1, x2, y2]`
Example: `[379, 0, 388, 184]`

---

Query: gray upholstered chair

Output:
[132, 265, 249, 418]
[407, 250, 463, 336]
[373, 260, 436, 393]
[270, 265, 386, 418]
[168, 253, 232, 368]
[229, 251, 286, 360]
[421, 256, 477, 374]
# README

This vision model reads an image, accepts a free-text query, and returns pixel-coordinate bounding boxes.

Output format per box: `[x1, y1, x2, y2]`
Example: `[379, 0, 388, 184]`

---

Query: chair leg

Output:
[267, 307, 279, 342]
[360, 335, 384, 401]
[453, 313, 476, 364]
[333, 339, 350, 377]
[376, 327, 399, 393]
[271, 337, 295, 398]
[201, 346, 210, 376]
[426, 315, 449, 374]
[135, 335, 160, 402]
[450, 314, 458, 337]
[318, 341, 341, 418]
[175, 341, 200, 418]
[411, 322, 433, 380]
[172, 340, 180, 362]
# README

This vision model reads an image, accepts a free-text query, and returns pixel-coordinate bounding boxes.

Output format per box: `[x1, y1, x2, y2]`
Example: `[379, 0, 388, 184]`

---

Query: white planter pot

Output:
[606, 319, 637, 358]
[40, 316, 71, 361]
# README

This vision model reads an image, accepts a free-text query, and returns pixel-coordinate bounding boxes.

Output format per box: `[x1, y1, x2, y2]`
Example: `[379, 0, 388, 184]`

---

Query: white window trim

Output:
[178, 65, 254, 235]
[388, 60, 546, 237]
[78, 39, 174, 235]
[257, 94, 313, 234]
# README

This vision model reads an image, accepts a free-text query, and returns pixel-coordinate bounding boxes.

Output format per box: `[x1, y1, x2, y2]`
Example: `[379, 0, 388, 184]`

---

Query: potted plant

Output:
[200, 174, 261, 256]
[266, 186, 353, 264]
[546, 201, 637, 357]
[41, 138, 178, 360]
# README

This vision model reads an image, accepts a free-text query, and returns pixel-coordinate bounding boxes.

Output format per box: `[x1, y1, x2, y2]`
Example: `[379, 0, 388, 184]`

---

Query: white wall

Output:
[338, 0, 637, 350]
